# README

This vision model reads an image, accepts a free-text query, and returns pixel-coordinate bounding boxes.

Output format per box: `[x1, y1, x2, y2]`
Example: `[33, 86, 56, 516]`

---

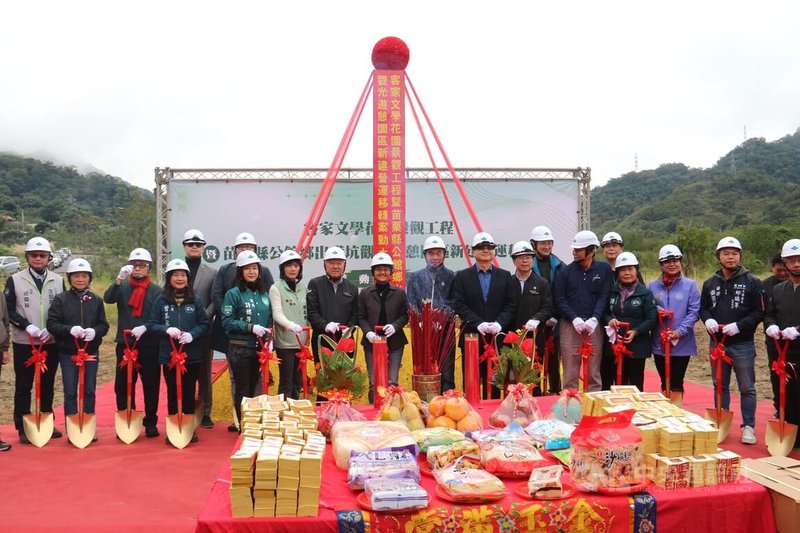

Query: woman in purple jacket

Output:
[648, 245, 701, 405]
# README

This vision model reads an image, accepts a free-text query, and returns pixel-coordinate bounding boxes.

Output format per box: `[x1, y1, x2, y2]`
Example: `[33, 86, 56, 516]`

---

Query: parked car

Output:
[56, 247, 71, 261]
[0, 256, 21, 275]
[49, 254, 63, 270]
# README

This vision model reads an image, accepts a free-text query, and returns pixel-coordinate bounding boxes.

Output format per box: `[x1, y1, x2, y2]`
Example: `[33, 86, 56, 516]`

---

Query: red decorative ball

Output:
[371, 36, 410, 70]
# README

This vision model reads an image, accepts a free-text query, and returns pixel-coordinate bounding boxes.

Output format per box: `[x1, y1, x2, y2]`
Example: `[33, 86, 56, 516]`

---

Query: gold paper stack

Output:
[652, 455, 690, 489]
[253, 444, 281, 517]
[659, 425, 695, 457]
[713, 450, 741, 483]
[275, 451, 300, 516]
[229, 446, 258, 517]
[687, 422, 718, 454]
[686, 454, 717, 487]
[298, 442, 324, 517]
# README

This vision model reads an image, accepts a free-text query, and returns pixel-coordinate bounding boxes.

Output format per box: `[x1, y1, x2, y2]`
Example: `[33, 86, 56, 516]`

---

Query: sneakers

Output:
[0, 440, 11, 451]
[201, 415, 214, 428]
[52, 427, 63, 438]
[145, 426, 159, 438]
[18, 431, 30, 445]
[741, 425, 756, 445]
[227, 423, 239, 433]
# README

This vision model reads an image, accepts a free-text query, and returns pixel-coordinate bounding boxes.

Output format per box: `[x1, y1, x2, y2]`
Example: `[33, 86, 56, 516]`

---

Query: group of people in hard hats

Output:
[2, 227, 799, 451]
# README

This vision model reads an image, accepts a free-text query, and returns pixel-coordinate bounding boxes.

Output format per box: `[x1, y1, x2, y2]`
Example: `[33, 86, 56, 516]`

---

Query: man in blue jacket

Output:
[700, 236, 765, 445]
[530, 225, 564, 393]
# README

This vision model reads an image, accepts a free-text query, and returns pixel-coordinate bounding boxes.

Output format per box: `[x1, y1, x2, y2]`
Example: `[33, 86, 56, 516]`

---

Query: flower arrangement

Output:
[491, 329, 541, 391]
[314, 327, 367, 400]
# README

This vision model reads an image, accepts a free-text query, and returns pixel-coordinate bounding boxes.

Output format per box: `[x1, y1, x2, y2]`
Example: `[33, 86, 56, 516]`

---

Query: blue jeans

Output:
[709, 341, 756, 428]
[364, 343, 404, 404]
[60, 351, 98, 416]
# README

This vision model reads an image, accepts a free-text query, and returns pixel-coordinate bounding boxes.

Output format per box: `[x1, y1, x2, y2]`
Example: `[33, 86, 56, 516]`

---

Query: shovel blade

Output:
[66, 414, 96, 449]
[166, 414, 194, 449]
[704, 408, 733, 443]
[22, 412, 54, 448]
[765, 418, 799, 457]
[114, 410, 144, 444]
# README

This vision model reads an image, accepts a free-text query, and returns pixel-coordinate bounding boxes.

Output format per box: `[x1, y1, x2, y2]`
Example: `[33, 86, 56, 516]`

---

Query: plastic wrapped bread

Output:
[331, 421, 416, 470]
[347, 447, 420, 490]
[433, 455, 507, 501]
[427, 440, 480, 470]
[527, 465, 564, 498]
[364, 478, 428, 511]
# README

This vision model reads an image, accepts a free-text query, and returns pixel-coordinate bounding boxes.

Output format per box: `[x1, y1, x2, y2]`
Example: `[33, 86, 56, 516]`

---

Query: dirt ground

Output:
[0, 319, 776, 426]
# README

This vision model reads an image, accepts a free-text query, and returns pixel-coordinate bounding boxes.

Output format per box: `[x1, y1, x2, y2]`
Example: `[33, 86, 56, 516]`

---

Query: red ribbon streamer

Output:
[709, 333, 731, 385]
[256, 334, 280, 391]
[480, 333, 498, 400]
[24, 338, 48, 408]
[295, 328, 313, 399]
[72, 340, 96, 418]
[658, 309, 675, 395]
[610, 322, 633, 386]
[578, 334, 593, 393]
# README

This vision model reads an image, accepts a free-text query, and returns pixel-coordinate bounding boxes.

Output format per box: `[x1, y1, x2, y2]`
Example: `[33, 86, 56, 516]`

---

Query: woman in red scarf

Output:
[103, 248, 163, 438]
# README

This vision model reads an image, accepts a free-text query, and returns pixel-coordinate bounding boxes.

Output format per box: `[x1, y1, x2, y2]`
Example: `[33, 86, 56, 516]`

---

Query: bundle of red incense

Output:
[408, 300, 456, 376]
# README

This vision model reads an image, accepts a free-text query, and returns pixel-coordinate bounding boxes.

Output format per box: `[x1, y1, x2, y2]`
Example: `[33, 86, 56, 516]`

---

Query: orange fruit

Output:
[430, 415, 457, 429]
[428, 396, 447, 417]
[444, 397, 469, 422]
[457, 412, 482, 432]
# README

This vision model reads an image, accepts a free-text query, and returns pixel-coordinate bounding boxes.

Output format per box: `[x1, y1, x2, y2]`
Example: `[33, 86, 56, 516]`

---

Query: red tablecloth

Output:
[196, 397, 776, 533]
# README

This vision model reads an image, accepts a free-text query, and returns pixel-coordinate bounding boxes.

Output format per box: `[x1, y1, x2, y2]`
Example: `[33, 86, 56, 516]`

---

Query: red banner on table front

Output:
[373, 69, 406, 286]
[372, 337, 389, 409]
[464, 334, 480, 404]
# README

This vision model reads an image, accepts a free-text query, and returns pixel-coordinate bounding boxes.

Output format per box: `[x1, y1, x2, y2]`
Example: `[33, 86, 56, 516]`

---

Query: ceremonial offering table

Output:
[195, 398, 776, 533]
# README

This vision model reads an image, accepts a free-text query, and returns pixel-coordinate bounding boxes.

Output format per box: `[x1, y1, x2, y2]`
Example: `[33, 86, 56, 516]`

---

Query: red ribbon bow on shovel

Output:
[119, 332, 142, 371]
[610, 322, 633, 385]
[256, 334, 280, 391]
[294, 327, 313, 399]
[578, 334, 594, 392]
[709, 332, 732, 384]
[24, 337, 49, 403]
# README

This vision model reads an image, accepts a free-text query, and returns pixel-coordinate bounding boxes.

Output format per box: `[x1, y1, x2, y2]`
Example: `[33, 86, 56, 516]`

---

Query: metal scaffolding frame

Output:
[154, 166, 591, 281]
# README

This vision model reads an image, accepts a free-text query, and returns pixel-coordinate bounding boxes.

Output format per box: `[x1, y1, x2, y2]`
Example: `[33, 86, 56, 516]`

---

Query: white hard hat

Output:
[615, 251, 639, 267]
[166, 258, 189, 273]
[423, 235, 446, 251]
[510, 240, 535, 257]
[781, 239, 800, 259]
[658, 244, 683, 262]
[128, 248, 153, 263]
[530, 225, 554, 242]
[601, 231, 623, 245]
[471, 232, 496, 248]
[279, 249, 302, 266]
[234, 232, 257, 247]
[182, 229, 206, 245]
[323, 246, 346, 261]
[236, 250, 260, 268]
[25, 237, 52, 253]
[571, 230, 601, 249]
[67, 258, 92, 274]
[716, 236, 742, 252]
[371, 252, 394, 268]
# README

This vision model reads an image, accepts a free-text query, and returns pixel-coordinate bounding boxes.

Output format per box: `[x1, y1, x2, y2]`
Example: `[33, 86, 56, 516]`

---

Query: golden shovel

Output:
[165, 338, 194, 449]
[765, 338, 798, 456]
[704, 328, 733, 443]
[66, 340, 97, 449]
[22, 339, 54, 448]
[114, 330, 144, 444]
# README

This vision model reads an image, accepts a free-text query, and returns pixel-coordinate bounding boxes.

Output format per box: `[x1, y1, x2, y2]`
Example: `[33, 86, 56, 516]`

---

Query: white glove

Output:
[179, 331, 193, 344]
[366, 331, 378, 343]
[524, 319, 540, 331]
[782, 327, 800, 341]
[546, 317, 558, 328]
[477, 322, 492, 335]
[117, 264, 134, 281]
[289, 323, 304, 334]
[765, 325, 781, 339]
[252, 324, 268, 337]
[325, 322, 339, 335]
[584, 317, 598, 335]
[39, 329, 52, 343]
[721, 322, 739, 336]
[83, 328, 96, 342]
[166, 327, 181, 339]
[572, 317, 585, 333]
[70, 326, 86, 339]
[605, 326, 617, 344]
[131, 325, 147, 340]
[704, 319, 719, 335]
[383, 324, 396, 337]
[25, 324, 42, 337]
[489, 322, 502, 335]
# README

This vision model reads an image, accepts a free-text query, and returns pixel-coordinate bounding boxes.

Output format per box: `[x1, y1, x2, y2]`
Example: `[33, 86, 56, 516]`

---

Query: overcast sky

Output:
[1, 0, 798, 191]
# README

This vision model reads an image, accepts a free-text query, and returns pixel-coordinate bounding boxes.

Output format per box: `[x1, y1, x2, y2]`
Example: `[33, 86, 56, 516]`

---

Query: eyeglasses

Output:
[130, 262, 150, 269]
[184, 242, 204, 248]
[473, 245, 495, 251]
[28, 253, 49, 259]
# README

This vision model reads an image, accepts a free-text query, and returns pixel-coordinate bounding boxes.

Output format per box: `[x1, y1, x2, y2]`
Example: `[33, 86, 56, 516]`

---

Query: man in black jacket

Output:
[450, 232, 518, 399]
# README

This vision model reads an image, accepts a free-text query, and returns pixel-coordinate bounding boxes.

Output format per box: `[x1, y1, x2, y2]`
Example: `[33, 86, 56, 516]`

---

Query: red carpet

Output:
[0, 367, 795, 532]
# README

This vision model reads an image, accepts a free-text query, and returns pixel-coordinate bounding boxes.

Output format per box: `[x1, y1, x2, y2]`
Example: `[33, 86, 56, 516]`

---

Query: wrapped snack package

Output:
[570, 409, 645, 493]
[331, 421, 417, 470]
[528, 465, 564, 498]
[427, 440, 480, 470]
[316, 390, 366, 440]
[376, 386, 426, 432]
[524, 419, 575, 450]
[426, 389, 482, 432]
[347, 446, 420, 490]
[488, 383, 542, 428]
[551, 389, 582, 424]
[434, 455, 507, 502]
[480, 439, 548, 476]
[411, 427, 468, 453]
[365, 478, 428, 511]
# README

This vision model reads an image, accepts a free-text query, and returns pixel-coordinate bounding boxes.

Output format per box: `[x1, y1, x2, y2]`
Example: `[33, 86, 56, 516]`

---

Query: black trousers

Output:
[228, 344, 259, 422]
[653, 354, 692, 393]
[163, 362, 199, 415]
[276, 346, 302, 400]
[13, 342, 59, 430]
[620, 357, 647, 391]
[766, 340, 779, 412]
[600, 339, 617, 390]
[196, 336, 214, 417]
[114, 342, 160, 428]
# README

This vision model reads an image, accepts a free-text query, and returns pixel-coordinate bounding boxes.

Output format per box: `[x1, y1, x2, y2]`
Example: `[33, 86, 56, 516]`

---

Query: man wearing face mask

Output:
[104, 248, 163, 438]
[700, 236, 765, 445]
[306, 246, 359, 365]
[5, 237, 66, 444]
[406, 236, 456, 391]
